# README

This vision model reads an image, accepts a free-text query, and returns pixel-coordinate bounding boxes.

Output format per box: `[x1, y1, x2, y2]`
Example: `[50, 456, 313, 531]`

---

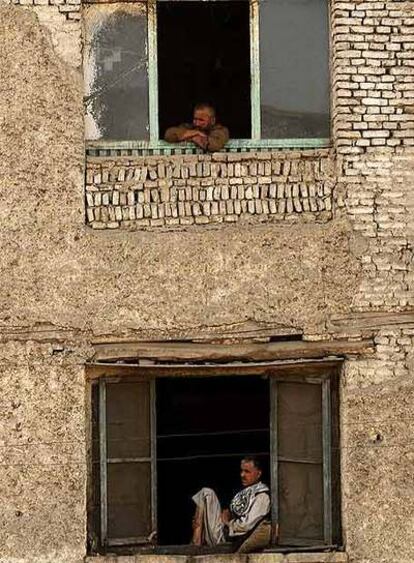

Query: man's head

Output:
[240, 456, 263, 488]
[193, 103, 216, 131]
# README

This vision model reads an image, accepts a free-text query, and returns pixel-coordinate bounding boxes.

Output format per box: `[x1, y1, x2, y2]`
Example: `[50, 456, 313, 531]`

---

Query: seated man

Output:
[191, 456, 271, 553]
[164, 103, 229, 152]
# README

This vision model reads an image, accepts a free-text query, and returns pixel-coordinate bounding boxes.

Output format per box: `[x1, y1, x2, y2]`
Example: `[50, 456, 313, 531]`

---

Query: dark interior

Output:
[157, 1, 251, 139]
[156, 375, 269, 545]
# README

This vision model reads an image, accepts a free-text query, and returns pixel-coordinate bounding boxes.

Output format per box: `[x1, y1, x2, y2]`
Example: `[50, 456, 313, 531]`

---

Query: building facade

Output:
[0, 0, 414, 562]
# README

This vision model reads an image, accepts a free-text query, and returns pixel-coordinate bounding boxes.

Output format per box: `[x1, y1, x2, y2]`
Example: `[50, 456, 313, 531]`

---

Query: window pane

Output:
[260, 0, 329, 138]
[84, 3, 149, 140]
[278, 382, 322, 463]
[277, 381, 324, 544]
[106, 381, 150, 458]
[278, 461, 324, 543]
[107, 462, 151, 539]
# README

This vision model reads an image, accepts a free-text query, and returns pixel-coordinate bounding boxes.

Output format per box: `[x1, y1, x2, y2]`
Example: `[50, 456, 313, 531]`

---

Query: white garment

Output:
[192, 482, 270, 546]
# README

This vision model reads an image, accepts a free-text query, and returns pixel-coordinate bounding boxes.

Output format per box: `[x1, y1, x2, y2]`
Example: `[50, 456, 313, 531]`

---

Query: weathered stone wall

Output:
[0, 0, 413, 562]
[341, 328, 414, 563]
[0, 341, 87, 562]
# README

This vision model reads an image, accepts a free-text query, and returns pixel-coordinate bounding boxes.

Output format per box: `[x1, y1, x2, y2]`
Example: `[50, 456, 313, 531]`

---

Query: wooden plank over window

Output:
[91, 339, 374, 364]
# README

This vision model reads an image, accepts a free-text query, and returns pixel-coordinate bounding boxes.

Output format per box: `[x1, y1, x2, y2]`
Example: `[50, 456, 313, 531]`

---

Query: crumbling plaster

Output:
[341, 339, 414, 563]
[0, 3, 414, 563]
[0, 5, 361, 338]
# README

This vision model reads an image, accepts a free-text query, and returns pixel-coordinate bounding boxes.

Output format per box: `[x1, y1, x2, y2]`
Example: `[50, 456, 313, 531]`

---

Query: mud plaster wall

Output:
[0, 2, 413, 563]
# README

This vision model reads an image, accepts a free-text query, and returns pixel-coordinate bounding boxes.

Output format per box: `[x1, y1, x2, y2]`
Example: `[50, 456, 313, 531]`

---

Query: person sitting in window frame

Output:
[191, 456, 271, 553]
[164, 103, 229, 152]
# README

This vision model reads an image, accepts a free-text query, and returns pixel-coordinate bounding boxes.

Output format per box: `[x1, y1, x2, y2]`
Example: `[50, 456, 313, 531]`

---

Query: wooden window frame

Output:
[85, 0, 330, 155]
[89, 359, 341, 554]
[98, 378, 158, 547]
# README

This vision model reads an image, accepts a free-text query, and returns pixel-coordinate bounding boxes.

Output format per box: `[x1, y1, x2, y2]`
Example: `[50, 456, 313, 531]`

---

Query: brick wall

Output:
[331, 0, 414, 310]
[85, 150, 334, 229]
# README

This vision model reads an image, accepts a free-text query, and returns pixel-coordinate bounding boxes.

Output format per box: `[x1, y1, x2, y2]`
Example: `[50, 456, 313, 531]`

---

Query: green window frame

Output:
[85, 0, 330, 155]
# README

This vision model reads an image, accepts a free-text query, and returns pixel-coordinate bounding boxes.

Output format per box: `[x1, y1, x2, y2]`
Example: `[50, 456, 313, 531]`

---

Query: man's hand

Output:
[178, 129, 200, 141]
[177, 128, 208, 150]
[191, 132, 208, 150]
[221, 509, 231, 524]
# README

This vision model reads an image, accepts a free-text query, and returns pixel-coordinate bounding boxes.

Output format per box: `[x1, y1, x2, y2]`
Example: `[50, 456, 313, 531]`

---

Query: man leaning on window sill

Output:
[164, 103, 229, 152]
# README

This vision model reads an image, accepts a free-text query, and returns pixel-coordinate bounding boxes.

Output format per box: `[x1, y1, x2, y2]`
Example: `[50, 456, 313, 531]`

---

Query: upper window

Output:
[88, 366, 340, 553]
[84, 0, 330, 149]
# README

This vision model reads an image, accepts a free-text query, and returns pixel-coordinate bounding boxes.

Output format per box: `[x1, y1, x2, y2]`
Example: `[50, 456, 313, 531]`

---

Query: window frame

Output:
[84, 0, 331, 154]
[89, 360, 341, 553]
[98, 377, 157, 547]
[270, 373, 334, 546]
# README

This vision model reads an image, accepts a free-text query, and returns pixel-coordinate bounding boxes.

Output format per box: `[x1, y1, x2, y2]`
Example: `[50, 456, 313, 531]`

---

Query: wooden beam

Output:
[329, 311, 414, 331]
[92, 339, 374, 363]
[91, 319, 302, 345]
[87, 359, 342, 380]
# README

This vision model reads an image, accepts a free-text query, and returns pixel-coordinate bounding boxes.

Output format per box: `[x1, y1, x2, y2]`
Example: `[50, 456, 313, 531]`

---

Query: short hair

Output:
[241, 455, 262, 471]
[194, 103, 216, 117]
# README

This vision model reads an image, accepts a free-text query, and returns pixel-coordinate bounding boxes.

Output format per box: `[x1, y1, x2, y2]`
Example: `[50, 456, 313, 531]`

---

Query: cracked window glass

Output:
[260, 0, 330, 139]
[84, 4, 149, 140]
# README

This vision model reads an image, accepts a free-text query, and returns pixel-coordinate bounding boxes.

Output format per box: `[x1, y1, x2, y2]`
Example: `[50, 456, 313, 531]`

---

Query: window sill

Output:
[86, 139, 331, 157]
[85, 552, 348, 562]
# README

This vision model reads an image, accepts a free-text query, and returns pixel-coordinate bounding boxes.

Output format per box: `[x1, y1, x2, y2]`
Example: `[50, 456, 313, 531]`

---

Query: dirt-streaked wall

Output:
[0, 2, 413, 562]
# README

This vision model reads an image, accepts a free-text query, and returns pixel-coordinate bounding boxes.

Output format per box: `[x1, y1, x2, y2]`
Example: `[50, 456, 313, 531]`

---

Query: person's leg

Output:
[191, 506, 203, 545]
[191, 487, 225, 546]
[235, 520, 271, 553]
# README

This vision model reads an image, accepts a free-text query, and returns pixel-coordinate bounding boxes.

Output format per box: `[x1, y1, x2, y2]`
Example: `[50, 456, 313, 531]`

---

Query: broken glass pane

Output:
[260, 0, 330, 139]
[84, 3, 149, 140]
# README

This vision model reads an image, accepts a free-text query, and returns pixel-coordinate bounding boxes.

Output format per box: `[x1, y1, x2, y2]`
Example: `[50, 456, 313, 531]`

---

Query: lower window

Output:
[88, 366, 340, 552]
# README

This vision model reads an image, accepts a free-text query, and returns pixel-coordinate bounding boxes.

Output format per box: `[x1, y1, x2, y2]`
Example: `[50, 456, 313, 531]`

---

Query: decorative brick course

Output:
[85, 150, 335, 229]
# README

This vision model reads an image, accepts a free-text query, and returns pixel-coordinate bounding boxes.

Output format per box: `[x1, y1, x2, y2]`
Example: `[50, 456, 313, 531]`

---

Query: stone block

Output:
[194, 555, 247, 563]
[285, 554, 347, 563]
[248, 555, 284, 563]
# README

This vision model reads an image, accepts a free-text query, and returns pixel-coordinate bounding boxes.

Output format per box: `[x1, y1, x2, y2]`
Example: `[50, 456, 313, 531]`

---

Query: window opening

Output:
[157, 1, 251, 139]
[156, 376, 269, 545]
[89, 367, 340, 553]
[84, 0, 330, 150]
